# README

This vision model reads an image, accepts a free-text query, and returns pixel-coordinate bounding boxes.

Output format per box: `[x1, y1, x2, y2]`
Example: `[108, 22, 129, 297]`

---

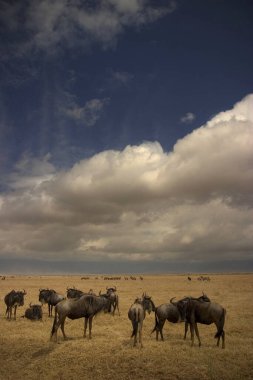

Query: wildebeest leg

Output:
[6, 306, 10, 320]
[117, 301, 120, 316]
[84, 317, 88, 338]
[14, 305, 17, 320]
[48, 304, 50, 317]
[184, 322, 189, 340]
[194, 323, 201, 347]
[222, 331, 225, 349]
[60, 317, 67, 340]
[51, 313, 61, 342]
[132, 321, 137, 347]
[158, 319, 166, 341]
[88, 316, 93, 339]
[139, 321, 143, 348]
[190, 323, 195, 346]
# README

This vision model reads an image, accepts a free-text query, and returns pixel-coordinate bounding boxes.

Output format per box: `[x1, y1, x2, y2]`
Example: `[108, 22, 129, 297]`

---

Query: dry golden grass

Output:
[0, 273, 253, 380]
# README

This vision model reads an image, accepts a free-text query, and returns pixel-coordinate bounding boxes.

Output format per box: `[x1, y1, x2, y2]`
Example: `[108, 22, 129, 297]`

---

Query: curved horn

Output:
[29, 302, 32, 307]
[170, 297, 177, 306]
[113, 286, 116, 291]
[23, 289, 27, 295]
[106, 286, 108, 290]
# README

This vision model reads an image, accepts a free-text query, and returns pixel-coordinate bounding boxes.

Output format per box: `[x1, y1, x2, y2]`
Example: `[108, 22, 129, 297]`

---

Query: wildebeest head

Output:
[106, 286, 116, 294]
[142, 293, 156, 314]
[39, 289, 52, 304]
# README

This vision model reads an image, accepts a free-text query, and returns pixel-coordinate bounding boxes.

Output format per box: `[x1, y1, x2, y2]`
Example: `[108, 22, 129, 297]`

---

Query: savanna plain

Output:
[0, 273, 252, 380]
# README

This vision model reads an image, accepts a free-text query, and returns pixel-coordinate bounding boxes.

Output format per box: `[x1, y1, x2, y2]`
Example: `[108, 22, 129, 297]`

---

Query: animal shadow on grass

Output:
[32, 345, 55, 358]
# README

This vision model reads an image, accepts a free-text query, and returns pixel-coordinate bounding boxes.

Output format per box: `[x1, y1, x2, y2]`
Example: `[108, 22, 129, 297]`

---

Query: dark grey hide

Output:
[50, 294, 110, 341]
[184, 297, 226, 348]
[106, 286, 120, 316]
[152, 294, 210, 341]
[128, 294, 155, 347]
[5, 290, 26, 320]
[24, 304, 43, 320]
[39, 289, 64, 317]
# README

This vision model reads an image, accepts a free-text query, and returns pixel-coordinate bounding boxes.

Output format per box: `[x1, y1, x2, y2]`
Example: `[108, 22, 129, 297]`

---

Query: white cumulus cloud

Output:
[0, 94, 252, 265]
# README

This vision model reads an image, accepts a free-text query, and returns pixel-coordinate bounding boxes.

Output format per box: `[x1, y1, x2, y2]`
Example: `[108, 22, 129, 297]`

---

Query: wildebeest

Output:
[39, 289, 64, 317]
[106, 286, 120, 315]
[4, 290, 26, 320]
[24, 303, 43, 320]
[152, 294, 210, 341]
[66, 287, 85, 299]
[128, 294, 155, 347]
[66, 287, 95, 299]
[184, 296, 226, 348]
[50, 293, 110, 341]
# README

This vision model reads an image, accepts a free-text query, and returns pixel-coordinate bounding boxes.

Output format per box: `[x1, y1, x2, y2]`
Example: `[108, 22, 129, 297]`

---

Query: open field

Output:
[0, 273, 253, 380]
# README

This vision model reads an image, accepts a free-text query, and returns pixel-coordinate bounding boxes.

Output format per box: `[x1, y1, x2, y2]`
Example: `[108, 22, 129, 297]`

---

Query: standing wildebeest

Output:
[4, 290, 26, 320]
[24, 303, 43, 320]
[66, 287, 85, 299]
[152, 294, 210, 341]
[184, 297, 226, 348]
[67, 287, 96, 299]
[106, 286, 120, 315]
[128, 294, 155, 347]
[50, 293, 110, 341]
[39, 289, 64, 317]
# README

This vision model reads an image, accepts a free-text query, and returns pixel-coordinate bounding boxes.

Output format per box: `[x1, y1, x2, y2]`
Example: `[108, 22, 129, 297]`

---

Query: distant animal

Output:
[4, 290, 26, 320]
[50, 294, 110, 341]
[106, 286, 120, 315]
[39, 289, 64, 317]
[188, 276, 192, 281]
[184, 296, 226, 348]
[128, 293, 155, 347]
[24, 303, 43, 320]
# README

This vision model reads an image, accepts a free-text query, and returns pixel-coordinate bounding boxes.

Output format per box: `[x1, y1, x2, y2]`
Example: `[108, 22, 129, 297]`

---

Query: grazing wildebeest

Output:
[4, 290, 26, 320]
[128, 294, 155, 347]
[24, 303, 43, 320]
[188, 276, 192, 281]
[151, 294, 210, 341]
[106, 286, 120, 315]
[39, 289, 64, 317]
[184, 297, 226, 348]
[50, 293, 110, 342]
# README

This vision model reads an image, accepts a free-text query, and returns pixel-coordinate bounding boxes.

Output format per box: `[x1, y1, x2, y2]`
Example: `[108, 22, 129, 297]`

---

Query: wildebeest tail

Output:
[151, 309, 158, 334]
[51, 311, 58, 337]
[214, 308, 226, 338]
[131, 309, 139, 337]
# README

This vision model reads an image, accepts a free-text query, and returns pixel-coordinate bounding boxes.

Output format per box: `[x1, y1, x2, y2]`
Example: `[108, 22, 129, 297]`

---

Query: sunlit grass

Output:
[0, 273, 253, 379]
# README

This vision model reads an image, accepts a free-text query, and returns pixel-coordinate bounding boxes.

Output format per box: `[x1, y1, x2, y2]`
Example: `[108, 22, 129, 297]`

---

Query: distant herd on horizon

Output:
[1, 276, 226, 349]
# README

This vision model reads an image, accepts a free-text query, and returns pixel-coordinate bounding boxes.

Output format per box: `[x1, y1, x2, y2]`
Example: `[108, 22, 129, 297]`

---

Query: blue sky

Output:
[0, 0, 253, 274]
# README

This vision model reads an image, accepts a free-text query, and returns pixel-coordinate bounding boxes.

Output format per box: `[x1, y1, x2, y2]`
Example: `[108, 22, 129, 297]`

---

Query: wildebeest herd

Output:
[2, 285, 226, 349]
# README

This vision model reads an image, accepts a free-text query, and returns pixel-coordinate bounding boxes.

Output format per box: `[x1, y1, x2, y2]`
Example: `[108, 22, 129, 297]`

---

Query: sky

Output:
[0, 0, 253, 274]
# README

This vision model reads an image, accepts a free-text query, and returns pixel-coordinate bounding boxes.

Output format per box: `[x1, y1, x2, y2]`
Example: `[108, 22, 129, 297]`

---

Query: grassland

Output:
[0, 273, 252, 380]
